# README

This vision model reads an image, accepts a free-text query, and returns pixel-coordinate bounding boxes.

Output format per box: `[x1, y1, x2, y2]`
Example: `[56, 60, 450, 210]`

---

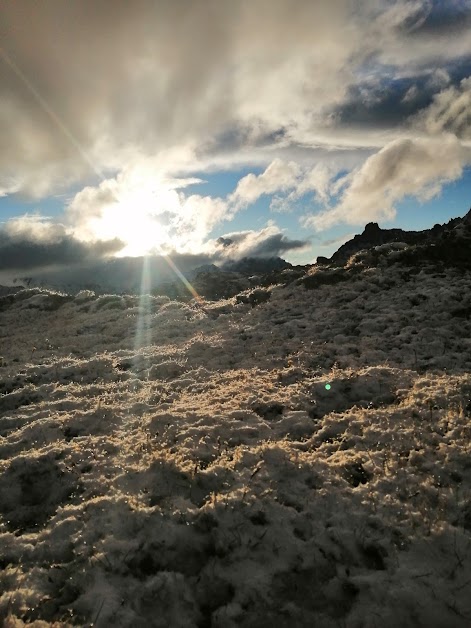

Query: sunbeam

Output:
[0, 45, 105, 182]
[162, 255, 203, 304]
[133, 255, 153, 376]
[129, 254, 202, 388]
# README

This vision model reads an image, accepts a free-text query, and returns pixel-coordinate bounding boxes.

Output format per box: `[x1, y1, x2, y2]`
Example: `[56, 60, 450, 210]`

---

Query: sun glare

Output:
[88, 184, 180, 257]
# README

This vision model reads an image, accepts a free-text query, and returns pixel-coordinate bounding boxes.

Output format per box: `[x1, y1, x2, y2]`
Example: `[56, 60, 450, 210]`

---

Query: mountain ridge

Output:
[5, 207, 471, 298]
[322, 207, 471, 266]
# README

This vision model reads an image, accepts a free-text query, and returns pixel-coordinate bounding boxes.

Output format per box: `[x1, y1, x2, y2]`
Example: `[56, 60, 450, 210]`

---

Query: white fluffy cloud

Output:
[172, 195, 230, 251]
[230, 159, 337, 213]
[66, 166, 230, 256]
[304, 135, 469, 230]
[270, 163, 335, 212]
[3, 215, 67, 243]
[230, 159, 301, 208]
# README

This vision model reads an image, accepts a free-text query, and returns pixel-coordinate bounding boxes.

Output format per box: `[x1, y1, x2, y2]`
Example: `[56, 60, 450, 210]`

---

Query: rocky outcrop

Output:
[326, 208, 471, 268]
[330, 222, 428, 265]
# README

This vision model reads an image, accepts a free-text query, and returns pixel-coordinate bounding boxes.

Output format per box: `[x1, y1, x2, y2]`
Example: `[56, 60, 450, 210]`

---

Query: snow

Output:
[1, 259, 471, 626]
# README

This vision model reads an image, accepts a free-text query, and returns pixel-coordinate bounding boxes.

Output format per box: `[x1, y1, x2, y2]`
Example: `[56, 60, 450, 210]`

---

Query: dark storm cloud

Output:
[11, 237, 307, 293]
[332, 76, 434, 128]
[332, 60, 471, 130]
[246, 233, 309, 257]
[216, 237, 234, 248]
[0, 225, 123, 271]
[1, 219, 308, 291]
[400, 1, 471, 37]
[214, 228, 309, 259]
[199, 124, 289, 160]
[446, 57, 471, 84]
[22, 253, 216, 291]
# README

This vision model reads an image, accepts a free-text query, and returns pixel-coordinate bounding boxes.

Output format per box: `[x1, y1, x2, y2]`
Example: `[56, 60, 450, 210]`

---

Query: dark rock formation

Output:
[323, 207, 471, 268]
[330, 223, 428, 265]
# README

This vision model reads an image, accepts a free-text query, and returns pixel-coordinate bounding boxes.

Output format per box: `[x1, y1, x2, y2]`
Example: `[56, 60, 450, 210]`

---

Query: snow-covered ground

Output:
[1, 257, 471, 627]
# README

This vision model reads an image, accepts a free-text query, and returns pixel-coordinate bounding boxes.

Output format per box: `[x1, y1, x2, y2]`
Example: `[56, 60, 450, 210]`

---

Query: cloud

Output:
[2, 0, 470, 199]
[212, 224, 310, 259]
[0, 216, 123, 271]
[176, 195, 230, 245]
[330, 60, 471, 134]
[411, 77, 471, 139]
[270, 163, 335, 212]
[400, 1, 471, 37]
[65, 158, 327, 257]
[0, 0, 356, 196]
[304, 135, 469, 230]
[369, 1, 471, 68]
[66, 166, 230, 255]
[230, 159, 301, 208]
[332, 75, 439, 130]
[17, 252, 216, 293]
[5, 223, 310, 292]
[230, 159, 337, 214]
[295, 164, 334, 203]
[1, 0, 471, 259]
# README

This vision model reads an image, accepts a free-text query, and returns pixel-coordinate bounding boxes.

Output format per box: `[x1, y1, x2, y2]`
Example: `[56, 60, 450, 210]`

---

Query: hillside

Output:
[1, 218, 471, 626]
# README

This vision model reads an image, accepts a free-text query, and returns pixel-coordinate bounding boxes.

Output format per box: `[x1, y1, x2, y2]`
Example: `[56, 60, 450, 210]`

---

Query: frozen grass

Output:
[1, 261, 471, 626]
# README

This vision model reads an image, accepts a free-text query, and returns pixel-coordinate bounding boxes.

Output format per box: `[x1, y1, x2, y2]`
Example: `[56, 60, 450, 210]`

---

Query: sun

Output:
[91, 204, 164, 256]
[87, 184, 180, 257]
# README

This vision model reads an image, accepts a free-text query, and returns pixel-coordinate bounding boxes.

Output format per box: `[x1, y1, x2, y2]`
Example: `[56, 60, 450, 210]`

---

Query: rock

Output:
[364, 222, 382, 236]
[236, 288, 272, 307]
[327, 208, 471, 268]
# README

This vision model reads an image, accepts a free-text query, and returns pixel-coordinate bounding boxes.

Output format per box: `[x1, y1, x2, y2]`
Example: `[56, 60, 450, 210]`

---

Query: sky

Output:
[1, 0, 471, 281]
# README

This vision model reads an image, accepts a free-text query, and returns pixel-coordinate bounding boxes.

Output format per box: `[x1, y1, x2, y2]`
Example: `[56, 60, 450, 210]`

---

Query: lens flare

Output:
[133, 255, 153, 375]
[0, 46, 104, 181]
[161, 255, 203, 303]
[132, 254, 202, 378]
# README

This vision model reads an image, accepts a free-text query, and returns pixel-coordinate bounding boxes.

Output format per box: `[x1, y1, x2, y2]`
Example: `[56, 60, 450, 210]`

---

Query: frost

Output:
[75, 290, 95, 302]
[1, 262, 471, 626]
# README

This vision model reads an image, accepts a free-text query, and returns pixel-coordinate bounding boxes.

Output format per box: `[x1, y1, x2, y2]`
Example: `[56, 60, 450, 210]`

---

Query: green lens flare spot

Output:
[325, 384, 331, 390]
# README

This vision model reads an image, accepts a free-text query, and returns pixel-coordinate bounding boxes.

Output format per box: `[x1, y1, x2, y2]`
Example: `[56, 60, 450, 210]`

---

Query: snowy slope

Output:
[1, 256, 471, 627]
